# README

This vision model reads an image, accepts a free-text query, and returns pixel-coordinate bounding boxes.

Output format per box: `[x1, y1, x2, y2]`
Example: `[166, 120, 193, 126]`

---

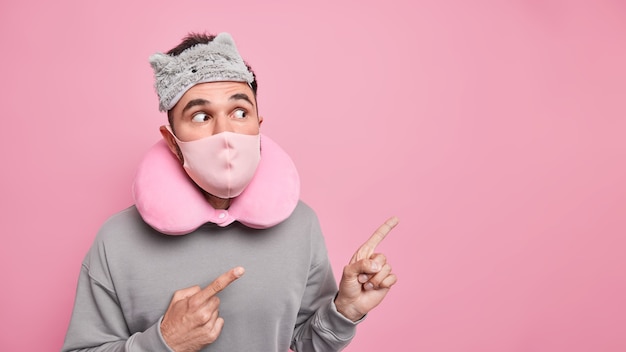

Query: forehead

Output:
[177, 81, 255, 106]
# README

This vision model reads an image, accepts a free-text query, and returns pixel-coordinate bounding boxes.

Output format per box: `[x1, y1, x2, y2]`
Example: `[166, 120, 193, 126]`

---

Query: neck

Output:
[205, 192, 231, 210]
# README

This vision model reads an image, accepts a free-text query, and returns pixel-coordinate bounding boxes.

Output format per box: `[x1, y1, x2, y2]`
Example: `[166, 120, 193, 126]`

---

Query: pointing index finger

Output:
[196, 266, 245, 303]
[352, 216, 399, 263]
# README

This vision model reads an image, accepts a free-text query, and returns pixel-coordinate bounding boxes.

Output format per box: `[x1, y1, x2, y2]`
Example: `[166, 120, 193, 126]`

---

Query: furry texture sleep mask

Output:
[149, 32, 254, 112]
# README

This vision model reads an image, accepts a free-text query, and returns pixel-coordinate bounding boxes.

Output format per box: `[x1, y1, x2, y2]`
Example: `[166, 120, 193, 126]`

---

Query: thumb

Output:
[342, 260, 381, 287]
[170, 285, 201, 302]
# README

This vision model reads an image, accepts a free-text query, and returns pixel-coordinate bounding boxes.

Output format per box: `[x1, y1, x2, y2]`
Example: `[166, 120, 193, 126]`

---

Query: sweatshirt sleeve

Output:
[290, 218, 363, 352]
[61, 243, 173, 352]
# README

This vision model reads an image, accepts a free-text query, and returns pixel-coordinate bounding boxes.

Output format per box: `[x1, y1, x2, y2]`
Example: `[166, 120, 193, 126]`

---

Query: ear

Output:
[149, 53, 172, 73]
[159, 125, 183, 163]
[214, 32, 236, 46]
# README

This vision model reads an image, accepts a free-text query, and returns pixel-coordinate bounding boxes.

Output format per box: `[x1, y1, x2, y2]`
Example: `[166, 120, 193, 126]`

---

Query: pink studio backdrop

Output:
[1, 0, 625, 351]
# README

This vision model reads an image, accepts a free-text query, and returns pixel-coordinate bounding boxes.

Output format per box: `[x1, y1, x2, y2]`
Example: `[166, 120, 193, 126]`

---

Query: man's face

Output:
[168, 81, 262, 142]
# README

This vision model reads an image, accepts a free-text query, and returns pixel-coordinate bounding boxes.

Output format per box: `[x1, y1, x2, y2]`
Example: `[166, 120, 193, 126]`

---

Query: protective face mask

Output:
[166, 126, 261, 199]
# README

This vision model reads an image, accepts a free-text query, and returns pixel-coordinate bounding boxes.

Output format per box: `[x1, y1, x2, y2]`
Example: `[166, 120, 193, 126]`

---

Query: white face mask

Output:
[166, 126, 261, 199]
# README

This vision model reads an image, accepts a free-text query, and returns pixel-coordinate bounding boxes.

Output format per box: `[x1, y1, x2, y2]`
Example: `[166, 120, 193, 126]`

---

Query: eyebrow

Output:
[181, 98, 209, 114]
[181, 93, 255, 114]
[229, 93, 255, 107]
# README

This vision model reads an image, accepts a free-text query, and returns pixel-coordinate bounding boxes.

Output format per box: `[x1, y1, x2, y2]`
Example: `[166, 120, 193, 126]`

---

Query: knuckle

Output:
[195, 306, 217, 324]
[188, 295, 205, 309]
[208, 296, 221, 308]
[360, 245, 373, 255]
[371, 233, 385, 245]
[369, 253, 385, 264]
[383, 274, 398, 287]
[206, 333, 217, 343]
[211, 280, 225, 293]
[206, 329, 220, 342]
[207, 318, 224, 341]
[192, 310, 210, 325]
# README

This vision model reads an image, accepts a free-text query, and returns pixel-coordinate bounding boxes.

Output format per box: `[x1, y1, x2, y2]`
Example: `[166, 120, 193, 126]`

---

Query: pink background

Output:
[1, 0, 625, 351]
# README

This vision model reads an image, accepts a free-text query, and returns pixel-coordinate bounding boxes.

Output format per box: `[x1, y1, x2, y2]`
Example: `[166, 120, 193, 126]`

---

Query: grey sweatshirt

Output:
[62, 202, 358, 351]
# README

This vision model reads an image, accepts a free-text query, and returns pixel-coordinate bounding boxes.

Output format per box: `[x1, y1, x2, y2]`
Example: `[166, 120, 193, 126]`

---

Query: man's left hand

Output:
[335, 216, 399, 322]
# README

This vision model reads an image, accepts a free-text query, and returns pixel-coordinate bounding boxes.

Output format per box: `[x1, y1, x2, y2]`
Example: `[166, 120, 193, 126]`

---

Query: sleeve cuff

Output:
[126, 316, 175, 352]
[314, 298, 366, 342]
[330, 298, 367, 324]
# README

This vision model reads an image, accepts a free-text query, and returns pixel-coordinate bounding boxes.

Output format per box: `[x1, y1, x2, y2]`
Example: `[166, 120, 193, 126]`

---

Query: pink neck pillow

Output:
[132, 135, 300, 235]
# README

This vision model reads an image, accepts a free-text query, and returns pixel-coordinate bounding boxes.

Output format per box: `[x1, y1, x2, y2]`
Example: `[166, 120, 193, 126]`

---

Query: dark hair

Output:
[165, 32, 259, 126]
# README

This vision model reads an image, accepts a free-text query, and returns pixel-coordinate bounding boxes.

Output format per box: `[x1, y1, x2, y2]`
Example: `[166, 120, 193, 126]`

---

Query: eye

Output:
[191, 112, 210, 122]
[233, 109, 247, 119]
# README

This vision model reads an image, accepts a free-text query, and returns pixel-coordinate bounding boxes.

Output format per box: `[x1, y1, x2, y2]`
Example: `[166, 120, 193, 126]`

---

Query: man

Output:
[62, 32, 398, 352]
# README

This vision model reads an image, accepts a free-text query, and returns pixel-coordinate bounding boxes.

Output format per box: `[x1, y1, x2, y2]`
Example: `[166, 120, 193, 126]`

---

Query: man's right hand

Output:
[160, 266, 245, 352]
